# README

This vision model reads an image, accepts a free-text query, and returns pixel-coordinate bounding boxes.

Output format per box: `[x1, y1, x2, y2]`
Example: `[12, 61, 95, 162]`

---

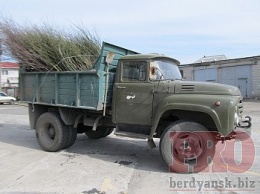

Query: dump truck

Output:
[20, 42, 252, 173]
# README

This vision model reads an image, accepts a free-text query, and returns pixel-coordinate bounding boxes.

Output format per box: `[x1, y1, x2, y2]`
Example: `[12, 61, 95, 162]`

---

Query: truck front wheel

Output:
[35, 112, 69, 152]
[160, 121, 216, 173]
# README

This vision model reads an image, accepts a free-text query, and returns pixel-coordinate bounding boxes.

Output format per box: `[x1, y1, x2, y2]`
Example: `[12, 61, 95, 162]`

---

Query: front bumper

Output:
[226, 116, 252, 141]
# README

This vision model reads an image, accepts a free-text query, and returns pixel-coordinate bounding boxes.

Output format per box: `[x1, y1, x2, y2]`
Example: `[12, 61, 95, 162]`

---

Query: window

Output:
[2, 70, 8, 75]
[122, 61, 147, 82]
[149, 60, 182, 81]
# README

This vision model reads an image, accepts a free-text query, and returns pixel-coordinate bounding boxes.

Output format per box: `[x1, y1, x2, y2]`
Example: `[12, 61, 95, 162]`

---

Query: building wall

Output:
[181, 65, 193, 81]
[179, 57, 260, 99]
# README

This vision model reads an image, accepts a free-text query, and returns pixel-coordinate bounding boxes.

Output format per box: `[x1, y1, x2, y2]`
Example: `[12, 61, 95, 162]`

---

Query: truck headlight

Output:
[234, 112, 239, 126]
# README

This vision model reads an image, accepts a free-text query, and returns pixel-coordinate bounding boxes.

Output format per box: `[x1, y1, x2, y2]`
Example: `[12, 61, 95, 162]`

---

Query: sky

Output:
[0, 0, 260, 64]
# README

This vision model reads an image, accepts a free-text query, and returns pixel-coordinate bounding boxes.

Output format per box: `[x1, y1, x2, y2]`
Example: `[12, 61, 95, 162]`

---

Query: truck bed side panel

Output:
[20, 71, 106, 110]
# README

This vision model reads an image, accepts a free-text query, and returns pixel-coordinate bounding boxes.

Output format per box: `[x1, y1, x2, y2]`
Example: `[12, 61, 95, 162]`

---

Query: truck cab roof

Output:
[119, 54, 180, 65]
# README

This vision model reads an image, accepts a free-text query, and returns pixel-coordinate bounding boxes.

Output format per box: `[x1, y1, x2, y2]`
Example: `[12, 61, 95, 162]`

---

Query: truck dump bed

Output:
[20, 42, 138, 110]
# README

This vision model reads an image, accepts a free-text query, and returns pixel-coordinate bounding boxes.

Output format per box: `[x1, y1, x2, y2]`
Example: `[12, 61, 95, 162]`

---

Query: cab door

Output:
[113, 61, 154, 126]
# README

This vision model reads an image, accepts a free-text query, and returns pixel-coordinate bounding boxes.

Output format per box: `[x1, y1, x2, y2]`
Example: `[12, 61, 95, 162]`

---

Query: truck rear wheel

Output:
[160, 121, 216, 173]
[85, 127, 114, 139]
[63, 126, 77, 149]
[104, 128, 114, 137]
[35, 112, 69, 152]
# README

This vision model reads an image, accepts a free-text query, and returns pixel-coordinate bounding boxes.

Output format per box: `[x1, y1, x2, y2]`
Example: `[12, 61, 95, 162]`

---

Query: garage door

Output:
[194, 68, 217, 82]
[220, 65, 252, 98]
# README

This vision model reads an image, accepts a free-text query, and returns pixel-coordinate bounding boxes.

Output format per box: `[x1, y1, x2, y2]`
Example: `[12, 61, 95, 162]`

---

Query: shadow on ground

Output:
[0, 124, 168, 173]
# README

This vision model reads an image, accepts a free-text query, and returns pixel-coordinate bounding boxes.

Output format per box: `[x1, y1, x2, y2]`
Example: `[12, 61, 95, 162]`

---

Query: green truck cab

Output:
[20, 42, 252, 173]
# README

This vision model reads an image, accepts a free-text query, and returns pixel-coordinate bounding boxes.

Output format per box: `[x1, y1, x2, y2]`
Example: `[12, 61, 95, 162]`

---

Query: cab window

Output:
[122, 61, 147, 82]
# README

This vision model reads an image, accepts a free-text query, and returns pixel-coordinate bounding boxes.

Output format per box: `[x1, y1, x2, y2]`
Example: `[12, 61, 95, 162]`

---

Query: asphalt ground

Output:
[0, 101, 259, 194]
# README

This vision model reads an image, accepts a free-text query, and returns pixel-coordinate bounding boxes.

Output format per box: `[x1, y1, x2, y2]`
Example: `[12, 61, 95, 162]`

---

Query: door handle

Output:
[117, 86, 126, 89]
[126, 95, 135, 100]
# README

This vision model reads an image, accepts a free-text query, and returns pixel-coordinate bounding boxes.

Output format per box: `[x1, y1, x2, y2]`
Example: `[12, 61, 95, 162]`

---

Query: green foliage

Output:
[0, 19, 101, 71]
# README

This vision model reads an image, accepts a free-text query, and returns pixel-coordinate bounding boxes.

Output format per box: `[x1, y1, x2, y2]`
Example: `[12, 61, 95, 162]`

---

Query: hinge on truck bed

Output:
[31, 98, 36, 112]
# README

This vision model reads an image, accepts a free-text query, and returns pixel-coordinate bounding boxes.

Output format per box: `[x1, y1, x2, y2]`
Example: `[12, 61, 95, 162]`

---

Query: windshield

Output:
[149, 60, 182, 81]
[0, 92, 7, 97]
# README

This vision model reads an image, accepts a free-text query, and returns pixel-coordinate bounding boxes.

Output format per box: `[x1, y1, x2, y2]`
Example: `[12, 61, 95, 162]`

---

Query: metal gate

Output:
[220, 65, 251, 98]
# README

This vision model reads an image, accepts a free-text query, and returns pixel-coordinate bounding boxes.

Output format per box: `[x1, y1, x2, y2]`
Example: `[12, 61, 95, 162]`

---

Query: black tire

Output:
[35, 112, 69, 152]
[85, 127, 113, 139]
[104, 128, 114, 137]
[63, 126, 77, 149]
[160, 121, 216, 173]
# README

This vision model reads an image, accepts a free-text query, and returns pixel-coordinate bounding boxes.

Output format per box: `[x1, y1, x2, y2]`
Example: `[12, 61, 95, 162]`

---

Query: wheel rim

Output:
[47, 124, 56, 139]
[173, 132, 203, 164]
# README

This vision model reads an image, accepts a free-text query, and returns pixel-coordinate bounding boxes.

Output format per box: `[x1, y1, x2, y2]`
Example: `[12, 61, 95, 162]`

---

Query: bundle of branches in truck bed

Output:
[0, 19, 101, 71]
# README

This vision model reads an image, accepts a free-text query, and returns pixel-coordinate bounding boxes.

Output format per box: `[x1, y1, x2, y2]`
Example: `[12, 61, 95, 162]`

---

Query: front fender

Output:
[150, 94, 232, 138]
